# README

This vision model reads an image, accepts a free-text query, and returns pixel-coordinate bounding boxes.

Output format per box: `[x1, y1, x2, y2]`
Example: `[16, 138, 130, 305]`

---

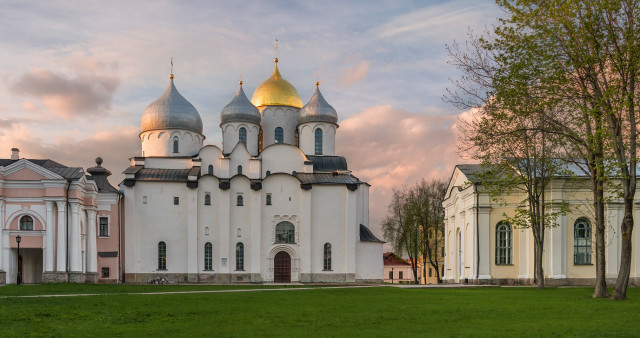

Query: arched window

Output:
[208, 165, 213, 175]
[574, 218, 592, 265]
[495, 221, 512, 265]
[239, 127, 247, 147]
[324, 243, 332, 270]
[237, 195, 244, 206]
[158, 241, 167, 270]
[315, 128, 323, 155]
[266, 194, 272, 205]
[236, 242, 244, 270]
[204, 193, 211, 206]
[173, 137, 179, 153]
[204, 242, 213, 270]
[275, 127, 284, 144]
[19, 215, 34, 230]
[275, 221, 295, 244]
[237, 165, 242, 175]
[266, 170, 271, 176]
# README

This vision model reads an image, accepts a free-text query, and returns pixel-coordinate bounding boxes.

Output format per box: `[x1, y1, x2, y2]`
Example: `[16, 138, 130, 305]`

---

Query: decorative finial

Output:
[95, 157, 103, 166]
[274, 39, 279, 63]
[316, 72, 320, 87]
[239, 73, 243, 86]
[170, 57, 174, 80]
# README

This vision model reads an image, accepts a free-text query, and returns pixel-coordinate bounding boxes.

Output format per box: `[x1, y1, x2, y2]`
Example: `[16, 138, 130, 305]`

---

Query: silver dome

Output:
[141, 78, 203, 134]
[220, 82, 261, 125]
[298, 83, 338, 125]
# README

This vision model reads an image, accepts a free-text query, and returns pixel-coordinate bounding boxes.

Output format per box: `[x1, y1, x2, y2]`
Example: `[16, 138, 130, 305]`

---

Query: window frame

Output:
[323, 243, 332, 271]
[158, 241, 167, 270]
[237, 165, 242, 175]
[98, 216, 109, 237]
[237, 195, 244, 206]
[574, 218, 592, 265]
[101, 267, 110, 278]
[239, 127, 247, 147]
[266, 193, 272, 205]
[275, 221, 295, 244]
[204, 242, 213, 270]
[275, 127, 284, 144]
[19, 215, 34, 231]
[204, 193, 211, 206]
[236, 242, 244, 271]
[208, 165, 214, 175]
[174, 197, 179, 205]
[314, 128, 323, 155]
[173, 136, 179, 153]
[495, 221, 513, 265]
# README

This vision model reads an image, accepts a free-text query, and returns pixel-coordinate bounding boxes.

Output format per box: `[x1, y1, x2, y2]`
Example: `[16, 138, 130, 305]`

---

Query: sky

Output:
[0, 0, 501, 240]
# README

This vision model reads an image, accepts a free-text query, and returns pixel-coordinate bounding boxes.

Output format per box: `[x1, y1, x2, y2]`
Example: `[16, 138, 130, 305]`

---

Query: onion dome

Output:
[298, 82, 338, 124]
[141, 76, 203, 134]
[251, 59, 303, 108]
[220, 81, 261, 124]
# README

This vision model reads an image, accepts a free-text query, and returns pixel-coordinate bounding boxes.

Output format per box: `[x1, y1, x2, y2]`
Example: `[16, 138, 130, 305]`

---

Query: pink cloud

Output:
[337, 105, 464, 239]
[341, 60, 369, 86]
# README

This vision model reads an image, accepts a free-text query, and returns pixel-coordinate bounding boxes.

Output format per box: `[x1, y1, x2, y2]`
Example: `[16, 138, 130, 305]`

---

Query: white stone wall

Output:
[140, 129, 204, 157]
[221, 123, 260, 156]
[298, 123, 337, 156]
[260, 106, 300, 148]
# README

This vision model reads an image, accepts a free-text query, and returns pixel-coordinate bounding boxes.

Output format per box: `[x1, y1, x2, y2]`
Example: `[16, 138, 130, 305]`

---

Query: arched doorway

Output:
[274, 251, 291, 283]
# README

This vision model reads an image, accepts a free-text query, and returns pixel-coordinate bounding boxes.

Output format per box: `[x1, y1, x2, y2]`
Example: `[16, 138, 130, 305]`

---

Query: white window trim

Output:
[98, 215, 110, 238]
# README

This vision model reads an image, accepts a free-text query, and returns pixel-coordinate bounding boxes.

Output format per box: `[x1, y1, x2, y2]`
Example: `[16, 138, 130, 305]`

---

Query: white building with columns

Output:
[443, 164, 640, 285]
[0, 149, 121, 284]
[121, 58, 383, 283]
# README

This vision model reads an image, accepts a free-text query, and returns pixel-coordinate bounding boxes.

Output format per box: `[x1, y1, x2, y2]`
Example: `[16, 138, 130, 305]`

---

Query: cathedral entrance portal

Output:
[274, 251, 291, 283]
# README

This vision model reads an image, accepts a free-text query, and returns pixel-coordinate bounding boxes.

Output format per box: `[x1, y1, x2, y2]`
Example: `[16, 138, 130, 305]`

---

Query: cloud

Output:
[337, 105, 464, 241]
[341, 61, 369, 86]
[9, 68, 119, 119]
[0, 122, 139, 185]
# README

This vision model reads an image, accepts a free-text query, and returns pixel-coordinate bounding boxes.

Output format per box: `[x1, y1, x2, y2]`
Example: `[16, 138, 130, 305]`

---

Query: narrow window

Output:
[275, 221, 295, 244]
[389, 270, 393, 280]
[495, 221, 512, 265]
[429, 268, 432, 277]
[314, 128, 323, 155]
[399, 271, 404, 279]
[173, 136, 179, 153]
[19, 215, 33, 231]
[236, 242, 244, 270]
[158, 241, 167, 270]
[143, 196, 148, 204]
[239, 127, 247, 147]
[266, 170, 271, 176]
[208, 165, 214, 175]
[174, 197, 179, 205]
[99, 217, 109, 237]
[574, 218, 592, 265]
[237, 165, 242, 175]
[204, 242, 213, 270]
[323, 243, 332, 271]
[204, 194, 211, 206]
[275, 127, 283, 144]
[266, 194, 272, 205]
[237, 195, 244, 206]
[237, 228, 241, 237]
[101, 267, 110, 278]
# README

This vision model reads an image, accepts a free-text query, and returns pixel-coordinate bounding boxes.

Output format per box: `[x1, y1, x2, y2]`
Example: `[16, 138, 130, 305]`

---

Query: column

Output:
[218, 188, 230, 273]
[518, 228, 530, 280]
[69, 202, 81, 272]
[345, 189, 357, 280]
[249, 188, 261, 278]
[547, 212, 567, 279]
[56, 201, 67, 272]
[477, 208, 491, 279]
[0, 200, 4, 272]
[45, 201, 55, 271]
[86, 209, 97, 273]
[186, 189, 197, 279]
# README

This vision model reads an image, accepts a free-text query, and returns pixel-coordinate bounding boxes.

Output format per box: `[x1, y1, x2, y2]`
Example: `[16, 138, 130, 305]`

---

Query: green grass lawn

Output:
[1, 285, 639, 337]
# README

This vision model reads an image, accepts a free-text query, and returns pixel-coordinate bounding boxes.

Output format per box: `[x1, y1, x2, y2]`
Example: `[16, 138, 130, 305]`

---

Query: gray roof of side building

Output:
[296, 173, 362, 185]
[360, 224, 384, 243]
[305, 155, 348, 172]
[0, 158, 85, 180]
[135, 168, 191, 182]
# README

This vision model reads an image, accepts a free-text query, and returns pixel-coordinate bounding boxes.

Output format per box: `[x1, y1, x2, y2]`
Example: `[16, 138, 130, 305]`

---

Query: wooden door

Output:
[274, 251, 291, 283]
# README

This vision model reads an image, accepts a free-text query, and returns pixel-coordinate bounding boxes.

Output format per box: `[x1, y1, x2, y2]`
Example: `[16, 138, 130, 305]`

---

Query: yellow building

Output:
[443, 164, 640, 285]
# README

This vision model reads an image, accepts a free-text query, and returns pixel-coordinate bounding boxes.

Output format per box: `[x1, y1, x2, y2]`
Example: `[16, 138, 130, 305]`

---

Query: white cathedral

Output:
[120, 58, 383, 283]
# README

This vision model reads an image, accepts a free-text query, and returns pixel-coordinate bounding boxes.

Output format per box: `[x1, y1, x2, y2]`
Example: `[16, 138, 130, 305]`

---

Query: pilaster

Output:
[45, 201, 55, 271]
[56, 201, 67, 272]
[86, 209, 97, 273]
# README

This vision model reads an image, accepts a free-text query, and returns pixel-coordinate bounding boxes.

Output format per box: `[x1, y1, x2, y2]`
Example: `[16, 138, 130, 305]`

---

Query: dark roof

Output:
[455, 164, 485, 183]
[0, 158, 84, 180]
[305, 155, 348, 172]
[296, 173, 362, 185]
[383, 252, 410, 266]
[135, 168, 191, 182]
[360, 224, 384, 243]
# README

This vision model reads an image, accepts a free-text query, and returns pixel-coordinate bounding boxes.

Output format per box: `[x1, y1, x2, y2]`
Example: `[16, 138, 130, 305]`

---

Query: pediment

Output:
[2, 159, 64, 180]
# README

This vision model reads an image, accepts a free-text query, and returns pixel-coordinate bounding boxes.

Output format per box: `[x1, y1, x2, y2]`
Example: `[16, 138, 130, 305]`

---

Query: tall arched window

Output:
[236, 242, 244, 270]
[574, 218, 592, 265]
[158, 241, 167, 270]
[275, 127, 284, 144]
[239, 127, 247, 147]
[173, 137, 179, 153]
[237, 165, 242, 175]
[204, 193, 211, 206]
[208, 165, 213, 175]
[204, 242, 213, 270]
[237, 195, 244, 206]
[315, 128, 323, 155]
[495, 221, 512, 265]
[275, 221, 295, 244]
[324, 243, 332, 270]
[19, 215, 33, 230]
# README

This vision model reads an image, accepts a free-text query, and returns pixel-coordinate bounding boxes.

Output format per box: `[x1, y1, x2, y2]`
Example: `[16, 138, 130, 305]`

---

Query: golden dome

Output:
[251, 59, 302, 108]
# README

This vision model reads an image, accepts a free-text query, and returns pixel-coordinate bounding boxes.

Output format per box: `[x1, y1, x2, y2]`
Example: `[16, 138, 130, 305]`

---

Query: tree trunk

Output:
[534, 237, 545, 289]
[611, 200, 634, 300]
[592, 178, 609, 298]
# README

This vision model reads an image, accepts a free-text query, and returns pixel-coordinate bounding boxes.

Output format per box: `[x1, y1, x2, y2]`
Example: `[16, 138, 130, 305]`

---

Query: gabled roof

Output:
[383, 252, 410, 266]
[0, 158, 85, 180]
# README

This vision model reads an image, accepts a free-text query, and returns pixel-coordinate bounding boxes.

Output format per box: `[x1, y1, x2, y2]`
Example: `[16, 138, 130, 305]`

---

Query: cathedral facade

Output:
[121, 59, 383, 283]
